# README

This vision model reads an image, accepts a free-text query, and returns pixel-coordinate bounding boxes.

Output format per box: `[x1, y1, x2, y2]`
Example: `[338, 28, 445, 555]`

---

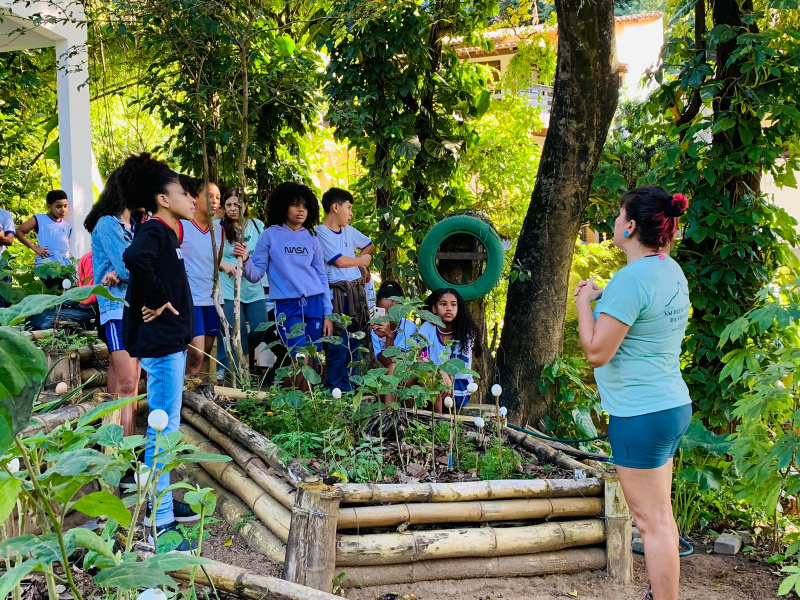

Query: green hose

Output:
[633, 537, 695, 557]
[507, 423, 610, 444]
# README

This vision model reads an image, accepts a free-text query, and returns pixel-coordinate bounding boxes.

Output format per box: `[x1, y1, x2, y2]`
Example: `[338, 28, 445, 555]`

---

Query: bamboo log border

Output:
[335, 518, 605, 566]
[175, 462, 287, 563]
[180, 424, 292, 542]
[338, 547, 607, 588]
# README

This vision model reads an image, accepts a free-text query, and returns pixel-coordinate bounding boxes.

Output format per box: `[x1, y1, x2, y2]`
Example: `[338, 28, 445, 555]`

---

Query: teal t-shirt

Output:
[592, 255, 692, 417]
[215, 218, 266, 304]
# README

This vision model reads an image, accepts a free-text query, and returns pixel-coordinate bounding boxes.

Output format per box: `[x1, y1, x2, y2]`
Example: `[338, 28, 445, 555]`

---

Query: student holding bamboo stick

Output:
[574, 185, 691, 600]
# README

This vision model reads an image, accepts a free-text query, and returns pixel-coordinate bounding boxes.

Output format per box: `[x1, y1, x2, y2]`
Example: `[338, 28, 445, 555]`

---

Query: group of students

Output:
[1, 152, 478, 551]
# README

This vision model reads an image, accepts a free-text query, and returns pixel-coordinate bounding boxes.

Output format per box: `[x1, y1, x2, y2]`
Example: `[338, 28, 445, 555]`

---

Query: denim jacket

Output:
[92, 215, 135, 323]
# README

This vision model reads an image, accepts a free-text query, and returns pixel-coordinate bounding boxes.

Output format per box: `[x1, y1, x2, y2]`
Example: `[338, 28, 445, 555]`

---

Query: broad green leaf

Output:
[0, 286, 122, 327]
[0, 327, 48, 453]
[70, 491, 132, 528]
[97, 424, 124, 448]
[64, 527, 116, 560]
[93, 562, 177, 590]
[0, 478, 22, 525]
[143, 552, 213, 572]
[0, 560, 40, 598]
[185, 488, 217, 514]
[77, 395, 142, 427]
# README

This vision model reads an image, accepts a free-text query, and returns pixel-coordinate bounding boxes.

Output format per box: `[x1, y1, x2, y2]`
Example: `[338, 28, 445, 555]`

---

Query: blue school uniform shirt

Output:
[0, 209, 15, 258]
[92, 215, 135, 324]
[592, 254, 692, 418]
[215, 218, 266, 304]
[315, 225, 372, 283]
[34, 214, 71, 266]
[242, 224, 332, 315]
[371, 318, 418, 358]
[417, 321, 474, 408]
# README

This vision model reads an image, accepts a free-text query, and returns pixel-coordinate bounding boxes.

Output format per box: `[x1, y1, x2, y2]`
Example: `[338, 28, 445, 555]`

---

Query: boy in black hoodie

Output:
[118, 153, 198, 552]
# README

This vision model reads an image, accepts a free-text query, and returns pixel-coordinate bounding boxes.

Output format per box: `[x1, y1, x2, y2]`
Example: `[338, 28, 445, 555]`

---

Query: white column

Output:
[55, 36, 92, 259]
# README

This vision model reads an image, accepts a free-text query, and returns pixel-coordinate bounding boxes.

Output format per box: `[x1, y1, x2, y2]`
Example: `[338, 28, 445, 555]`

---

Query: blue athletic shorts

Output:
[193, 305, 221, 338]
[274, 294, 324, 356]
[608, 404, 692, 469]
[105, 319, 125, 353]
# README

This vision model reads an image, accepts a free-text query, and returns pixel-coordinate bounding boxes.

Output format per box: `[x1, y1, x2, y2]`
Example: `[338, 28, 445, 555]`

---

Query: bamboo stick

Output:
[214, 385, 270, 400]
[336, 496, 603, 529]
[338, 477, 602, 504]
[283, 482, 342, 594]
[180, 425, 292, 542]
[134, 548, 339, 600]
[181, 407, 296, 508]
[182, 390, 289, 477]
[503, 426, 602, 477]
[175, 463, 286, 563]
[335, 518, 605, 566]
[604, 471, 633, 583]
[19, 398, 102, 437]
[338, 547, 607, 588]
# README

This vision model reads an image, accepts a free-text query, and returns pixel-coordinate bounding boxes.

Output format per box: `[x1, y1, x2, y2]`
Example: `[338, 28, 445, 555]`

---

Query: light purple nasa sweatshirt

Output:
[242, 224, 332, 315]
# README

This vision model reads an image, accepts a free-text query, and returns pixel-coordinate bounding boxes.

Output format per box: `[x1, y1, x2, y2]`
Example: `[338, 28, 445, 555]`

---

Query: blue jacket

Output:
[92, 215, 135, 323]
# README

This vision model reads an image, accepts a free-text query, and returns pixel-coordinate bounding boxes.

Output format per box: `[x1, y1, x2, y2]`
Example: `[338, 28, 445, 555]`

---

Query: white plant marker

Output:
[148, 409, 169, 432]
[136, 589, 167, 600]
[332, 387, 342, 400]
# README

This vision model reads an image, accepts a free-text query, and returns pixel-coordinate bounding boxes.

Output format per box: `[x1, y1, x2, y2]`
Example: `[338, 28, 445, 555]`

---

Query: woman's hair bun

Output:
[666, 193, 689, 218]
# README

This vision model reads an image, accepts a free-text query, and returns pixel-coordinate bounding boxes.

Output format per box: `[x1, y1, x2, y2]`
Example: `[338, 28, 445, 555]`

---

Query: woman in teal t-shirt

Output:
[574, 185, 691, 600]
[215, 188, 267, 373]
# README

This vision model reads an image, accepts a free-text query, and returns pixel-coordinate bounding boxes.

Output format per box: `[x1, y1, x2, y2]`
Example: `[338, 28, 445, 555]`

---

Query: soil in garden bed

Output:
[215, 393, 579, 485]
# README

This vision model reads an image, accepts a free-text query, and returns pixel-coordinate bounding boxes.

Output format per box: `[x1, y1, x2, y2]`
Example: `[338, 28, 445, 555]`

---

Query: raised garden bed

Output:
[178, 389, 632, 593]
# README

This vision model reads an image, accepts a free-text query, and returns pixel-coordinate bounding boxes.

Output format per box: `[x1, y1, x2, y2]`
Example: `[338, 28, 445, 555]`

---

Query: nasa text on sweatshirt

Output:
[242, 224, 332, 315]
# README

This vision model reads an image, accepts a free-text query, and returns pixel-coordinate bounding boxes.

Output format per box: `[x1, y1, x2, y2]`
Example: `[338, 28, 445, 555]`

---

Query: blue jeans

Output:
[216, 299, 269, 372]
[325, 330, 360, 392]
[140, 350, 187, 527]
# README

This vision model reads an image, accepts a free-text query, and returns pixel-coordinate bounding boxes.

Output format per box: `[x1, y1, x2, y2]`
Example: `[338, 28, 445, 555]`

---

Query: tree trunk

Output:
[496, 0, 618, 427]
[374, 142, 396, 281]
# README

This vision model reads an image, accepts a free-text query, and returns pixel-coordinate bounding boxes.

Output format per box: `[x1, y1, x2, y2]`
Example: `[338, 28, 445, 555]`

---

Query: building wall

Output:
[614, 17, 664, 99]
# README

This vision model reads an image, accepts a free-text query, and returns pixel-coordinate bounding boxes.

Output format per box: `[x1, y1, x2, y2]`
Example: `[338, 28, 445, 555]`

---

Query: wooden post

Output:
[604, 470, 632, 583]
[283, 477, 342, 593]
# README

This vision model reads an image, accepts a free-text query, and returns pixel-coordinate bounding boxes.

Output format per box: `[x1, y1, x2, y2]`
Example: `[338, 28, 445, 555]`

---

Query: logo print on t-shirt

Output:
[285, 247, 309, 255]
[176, 248, 183, 260]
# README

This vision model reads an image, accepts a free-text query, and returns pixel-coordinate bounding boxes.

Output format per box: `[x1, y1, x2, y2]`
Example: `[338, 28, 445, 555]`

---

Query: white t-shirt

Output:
[315, 224, 372, 284]
[180, 219, 216, 306]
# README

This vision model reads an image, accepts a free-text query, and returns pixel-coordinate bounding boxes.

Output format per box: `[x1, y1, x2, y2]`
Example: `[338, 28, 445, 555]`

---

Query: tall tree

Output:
[496, 0, 618, 426]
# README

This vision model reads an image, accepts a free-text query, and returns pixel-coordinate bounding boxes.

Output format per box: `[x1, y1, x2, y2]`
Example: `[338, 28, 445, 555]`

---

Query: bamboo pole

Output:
[19, 398, 103, 437]
[175, 463, 286, 563]
[134, 546, 339, 600]
[503, 426, 602, 477]
[180, 425, 292, 542]
[77, 344, 109, 364]
[336, 496, 603, 529]
[283, 481, 342, 594]
[335, 518, 605, 566]
[182, 390, 289, 477]
[338, 547, 607, 588]
[181, 407, 296, 508]
[214, 385, 270, 400]
[604, 471, 632, 583]
[338, 477, 602, 504]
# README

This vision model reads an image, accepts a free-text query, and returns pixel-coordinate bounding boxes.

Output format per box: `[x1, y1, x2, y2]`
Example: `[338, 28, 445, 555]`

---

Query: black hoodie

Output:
[122, 218, 194, 358]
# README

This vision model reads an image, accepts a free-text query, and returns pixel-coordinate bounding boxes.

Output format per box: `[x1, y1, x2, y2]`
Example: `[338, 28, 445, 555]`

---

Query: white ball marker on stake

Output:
[7, 458, 20, 473]
[499, 406, 508, 417]
[332, 387, 342, 400]
[444, 396, 454, 409]
[136, 589, 167, 600]
[467, 382, 479, 394]
[62, 279, 72, 290]
[473, 416, 485, 429]
[491, 384, 502, 398]
[148, 409, 169, 432]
